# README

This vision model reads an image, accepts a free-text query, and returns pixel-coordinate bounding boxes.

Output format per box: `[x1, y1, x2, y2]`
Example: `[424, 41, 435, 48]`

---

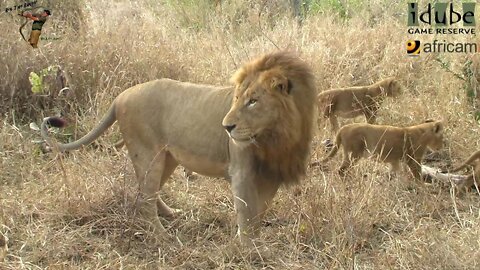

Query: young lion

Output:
[448, 150, 480, 192]
[449, 150, 480, 173]
[322, 120, 444, 180]
[317, 77, 402, 131]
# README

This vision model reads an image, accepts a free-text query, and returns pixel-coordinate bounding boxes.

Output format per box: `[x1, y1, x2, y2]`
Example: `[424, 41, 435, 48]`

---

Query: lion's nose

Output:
[224, 124, 236, 133]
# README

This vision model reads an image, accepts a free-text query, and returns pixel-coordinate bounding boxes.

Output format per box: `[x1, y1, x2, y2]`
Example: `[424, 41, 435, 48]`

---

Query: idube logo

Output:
[408, 2, 475, 28]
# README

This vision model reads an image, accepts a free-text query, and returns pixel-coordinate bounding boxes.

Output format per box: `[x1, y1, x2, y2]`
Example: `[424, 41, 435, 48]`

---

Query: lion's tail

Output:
[41, 103, 117, 152]
[321, 131, 342, 163]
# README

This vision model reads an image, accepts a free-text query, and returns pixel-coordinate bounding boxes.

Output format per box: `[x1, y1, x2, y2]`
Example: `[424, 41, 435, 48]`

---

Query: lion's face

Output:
[426, 121, 444, 151]
[220, 51, 316, 185]
[222, 69, 299, 146]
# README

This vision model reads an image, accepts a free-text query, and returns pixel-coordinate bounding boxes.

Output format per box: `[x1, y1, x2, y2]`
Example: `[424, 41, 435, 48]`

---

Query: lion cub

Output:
[317, 77, 402, 131]
[322, 120, 444, 180]
[448, 150, 480, 191]
[449, 150, 480, 173]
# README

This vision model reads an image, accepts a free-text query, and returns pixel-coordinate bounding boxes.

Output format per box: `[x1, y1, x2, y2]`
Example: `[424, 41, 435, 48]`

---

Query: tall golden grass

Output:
[1, 0, 479, 268]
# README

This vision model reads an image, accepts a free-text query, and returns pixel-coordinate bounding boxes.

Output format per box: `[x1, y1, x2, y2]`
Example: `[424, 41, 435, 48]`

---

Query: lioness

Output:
[322, 120, 444, 179]
[317, 77, 402, 131]
[41, 51, 317, 245]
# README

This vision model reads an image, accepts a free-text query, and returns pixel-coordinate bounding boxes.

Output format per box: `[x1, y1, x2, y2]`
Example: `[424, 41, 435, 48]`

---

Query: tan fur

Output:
[0, 234, 6, 262]
[323, 121, 444, 180]
[41, 51, 316, 245]
[317, 77, 402, 131]
[456, 165, 480, 193]
[450, 150, 480, 192]
[114, 138, 195, 180]
[450, 150, 480, 173]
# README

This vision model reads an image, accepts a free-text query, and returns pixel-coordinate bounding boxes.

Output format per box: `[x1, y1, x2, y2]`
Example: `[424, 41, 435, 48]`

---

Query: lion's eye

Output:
[247, 99, 257, 108]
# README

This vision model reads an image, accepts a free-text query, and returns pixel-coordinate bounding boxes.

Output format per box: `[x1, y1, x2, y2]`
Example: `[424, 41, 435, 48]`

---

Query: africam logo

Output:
[406, 40, 477, 56]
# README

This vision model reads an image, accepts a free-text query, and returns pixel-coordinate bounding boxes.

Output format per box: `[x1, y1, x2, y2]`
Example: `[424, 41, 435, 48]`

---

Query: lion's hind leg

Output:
[338, 148, 361, 177]
[127, 143, 173, 233]
[329, 115, 340, 133]
[156, 152, 180, 217]
[322, 100, 340, 133]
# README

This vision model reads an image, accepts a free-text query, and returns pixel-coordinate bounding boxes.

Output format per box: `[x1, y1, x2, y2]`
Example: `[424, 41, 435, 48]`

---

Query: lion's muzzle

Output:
[224, 124, 236, 133]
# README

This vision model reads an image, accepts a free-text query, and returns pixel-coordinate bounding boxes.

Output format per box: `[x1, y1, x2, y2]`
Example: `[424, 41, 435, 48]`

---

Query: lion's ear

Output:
[231, 67, 247, 86]
[433, 122, 443, 134]
[271, 76, 293, 95]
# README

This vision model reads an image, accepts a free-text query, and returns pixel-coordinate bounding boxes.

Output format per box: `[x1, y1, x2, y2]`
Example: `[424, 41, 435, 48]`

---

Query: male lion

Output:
[113, 139, 196, 180]
[317, 77, 402, 132]
[322, 120, 444, 180]
[41, 51, 317, 244]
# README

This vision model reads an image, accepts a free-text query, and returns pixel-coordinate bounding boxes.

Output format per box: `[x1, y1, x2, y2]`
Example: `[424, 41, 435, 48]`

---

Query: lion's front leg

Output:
[231, 174, 280, 245]
[406, 157, 422, 181]
[231, 176, 260, 245]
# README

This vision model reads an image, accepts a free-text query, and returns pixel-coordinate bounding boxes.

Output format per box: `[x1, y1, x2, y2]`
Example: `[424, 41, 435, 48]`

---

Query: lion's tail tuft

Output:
[46, 117, 67, 128]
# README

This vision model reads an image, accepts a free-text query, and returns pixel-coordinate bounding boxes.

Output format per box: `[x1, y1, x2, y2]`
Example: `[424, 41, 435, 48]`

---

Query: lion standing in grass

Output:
[322, 120, 444, 180]
[317, 77, 402, 132]
[41, 51, 317, 245]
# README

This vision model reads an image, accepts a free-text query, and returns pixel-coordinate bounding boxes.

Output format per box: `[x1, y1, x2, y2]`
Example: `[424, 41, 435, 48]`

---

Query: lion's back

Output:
[115, 79, 233, 165]
[319, 87, 368, 114]
[339, 123, 408, 159]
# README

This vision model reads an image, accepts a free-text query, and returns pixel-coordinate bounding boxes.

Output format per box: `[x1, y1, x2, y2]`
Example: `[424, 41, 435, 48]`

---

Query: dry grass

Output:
[1, 0, 480, 268]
